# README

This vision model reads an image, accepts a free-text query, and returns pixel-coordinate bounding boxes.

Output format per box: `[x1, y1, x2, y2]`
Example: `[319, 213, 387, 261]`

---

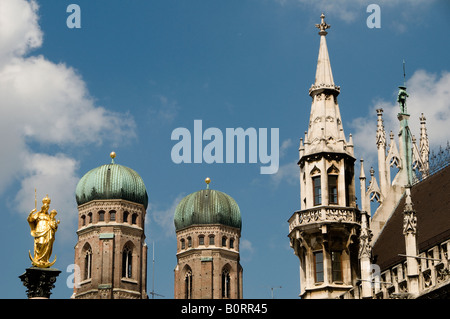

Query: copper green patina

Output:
[75, 160, 148, 209]
[174, 187, 242, 231]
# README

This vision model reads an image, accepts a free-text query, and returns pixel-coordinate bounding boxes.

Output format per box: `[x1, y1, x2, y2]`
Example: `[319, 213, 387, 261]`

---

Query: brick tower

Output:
[174, 178, 243, 299]
[72, 152, 149, 299]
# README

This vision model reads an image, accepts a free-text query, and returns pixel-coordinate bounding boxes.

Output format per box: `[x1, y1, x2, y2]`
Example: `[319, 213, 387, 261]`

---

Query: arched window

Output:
[181, 239, 185, 250]
[88, 212, 92, 224]
[98, 210, 105, 222]
[187, 237, 192, 248]
[314, 251, 324, 283]
[122, 245, 133, 278]
[209, 235, 215, 246]
[230, 238, 234, 249]
[313, 176, 321, 206]
[311, 166, 321, 206]
[222, 269, 231, 298]
[131, 213, 137, 225]
[328, 175, 338, 204]
[222, 236, 227, 247]
[83, 245, 92, 280]
[185, 269, 193, 299]
[109, 210, 116, 222]
[327, 165, 339, 205]
[199, 235, 205, 245]
[81, 215, 86, 226]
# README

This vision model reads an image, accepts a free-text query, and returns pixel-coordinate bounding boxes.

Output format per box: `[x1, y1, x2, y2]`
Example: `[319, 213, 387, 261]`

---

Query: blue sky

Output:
[1, 0, 449, 299]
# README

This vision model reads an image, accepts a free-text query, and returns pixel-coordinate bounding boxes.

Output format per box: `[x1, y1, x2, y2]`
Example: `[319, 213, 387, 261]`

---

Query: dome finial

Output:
[110, 151, 116, 164]
[205, 177, 211, 189]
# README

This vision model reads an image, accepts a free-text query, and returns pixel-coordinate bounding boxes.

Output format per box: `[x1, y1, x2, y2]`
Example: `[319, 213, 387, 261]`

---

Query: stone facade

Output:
[72, 199, 148, 299]
[289, 13, 449, 299]
[174, 224, 243, 299]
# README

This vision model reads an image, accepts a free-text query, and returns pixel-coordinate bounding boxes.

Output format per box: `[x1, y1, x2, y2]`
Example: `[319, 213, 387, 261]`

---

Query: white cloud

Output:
[0, 0, 42, 66]
[279, 138, 293, 159]
[270, 161, 298, 187]
[350, 69, 450, 171]
[14, 152, 80, 242]
[147, 94, 179, 124]
[149, 193, 186, 237]
[0, 0, 136, 240]
[240, 238, 255, 262]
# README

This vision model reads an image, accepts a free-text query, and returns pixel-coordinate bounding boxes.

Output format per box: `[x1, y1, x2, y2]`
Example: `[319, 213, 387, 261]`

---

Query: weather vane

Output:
[27, 192, 60, 268]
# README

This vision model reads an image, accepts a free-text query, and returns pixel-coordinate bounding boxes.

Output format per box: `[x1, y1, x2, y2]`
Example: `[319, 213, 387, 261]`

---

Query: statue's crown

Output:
[42, 195, 51, 205]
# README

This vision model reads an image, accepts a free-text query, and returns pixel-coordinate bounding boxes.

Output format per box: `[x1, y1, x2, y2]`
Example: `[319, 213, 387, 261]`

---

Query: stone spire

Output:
[304, 13, 350, 158]
[311, 13, 336, 91]
[419, 113, 430, 177]
[376, 109, 388, 198]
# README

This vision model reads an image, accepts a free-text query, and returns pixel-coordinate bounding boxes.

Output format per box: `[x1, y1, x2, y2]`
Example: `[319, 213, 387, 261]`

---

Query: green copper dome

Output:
[174, 181, 242, 231]
[75, 154, 148, 209]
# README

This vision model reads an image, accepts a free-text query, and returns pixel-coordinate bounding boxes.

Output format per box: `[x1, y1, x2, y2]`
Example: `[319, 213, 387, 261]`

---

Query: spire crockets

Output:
[304, 13, 351, 157]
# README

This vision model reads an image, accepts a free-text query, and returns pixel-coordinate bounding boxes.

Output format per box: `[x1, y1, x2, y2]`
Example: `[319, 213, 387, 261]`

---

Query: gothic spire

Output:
[309, 13, 340, 96]
[304, 14, 350, 157]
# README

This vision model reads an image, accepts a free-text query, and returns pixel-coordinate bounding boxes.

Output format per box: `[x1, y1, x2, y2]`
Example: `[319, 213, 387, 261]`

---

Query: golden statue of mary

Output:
[27, 195, 60, 268]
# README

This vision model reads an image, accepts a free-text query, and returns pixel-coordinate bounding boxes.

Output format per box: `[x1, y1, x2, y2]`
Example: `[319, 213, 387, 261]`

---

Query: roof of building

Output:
[174, 179, 242, 231]
[372, 165, 450, 271]
[75, 153, 148, 209]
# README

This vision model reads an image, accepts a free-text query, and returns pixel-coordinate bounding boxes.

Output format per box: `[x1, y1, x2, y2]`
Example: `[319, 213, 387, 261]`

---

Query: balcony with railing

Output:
[289, 206, 361, 234]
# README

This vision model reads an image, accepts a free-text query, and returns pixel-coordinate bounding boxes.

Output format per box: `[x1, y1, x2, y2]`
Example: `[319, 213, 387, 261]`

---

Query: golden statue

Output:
[27, 193, 60, 268]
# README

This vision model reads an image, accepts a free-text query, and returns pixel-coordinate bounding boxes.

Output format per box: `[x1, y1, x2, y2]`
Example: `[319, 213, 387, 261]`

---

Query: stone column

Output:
[403, 187, 419, 296]
[359, 211, 373, 298]
[19, 267, 61, 299]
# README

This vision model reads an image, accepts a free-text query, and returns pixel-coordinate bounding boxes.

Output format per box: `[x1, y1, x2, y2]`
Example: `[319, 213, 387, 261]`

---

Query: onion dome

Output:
[174, 178, 242, 231]
[75, 152, 148, 209]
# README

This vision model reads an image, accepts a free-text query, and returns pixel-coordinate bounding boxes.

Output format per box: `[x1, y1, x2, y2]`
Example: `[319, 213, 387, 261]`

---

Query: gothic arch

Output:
[221, 264, 232, 298]
[122, 241, 135, 279]
[327, 164, 340, 174]
[183, 265, 193, 299]
[81, 242, 93, 280]
[310, 165, 321, 176]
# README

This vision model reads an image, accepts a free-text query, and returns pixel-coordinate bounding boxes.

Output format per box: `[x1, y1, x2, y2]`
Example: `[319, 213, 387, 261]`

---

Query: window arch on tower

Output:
[131, 213, 138, 225]
[331, 250, 343, 282]
[221, 267, 231, 298]
[82, 243, 92, 281]
[311, 166, 322, 206]
[184, 266, 193, 299]
[313, 250, 324, 283]
[98, 210, 105, 222]
[222, 236, 227, 247]
[109, 210, 116, 222]
[327, 165, 339, 205]
[122, 243, 134, 279]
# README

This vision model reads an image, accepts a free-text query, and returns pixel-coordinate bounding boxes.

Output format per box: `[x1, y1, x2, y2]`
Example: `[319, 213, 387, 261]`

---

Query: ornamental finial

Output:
[205, 177, 211, 189]
[315, 13, 330, 36]
[110, 151, 116, 164]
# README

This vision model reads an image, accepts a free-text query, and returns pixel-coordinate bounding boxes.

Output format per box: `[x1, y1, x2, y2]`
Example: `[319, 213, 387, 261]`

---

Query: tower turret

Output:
[288, 14, 361, 299]
[73, 152, 149, 299]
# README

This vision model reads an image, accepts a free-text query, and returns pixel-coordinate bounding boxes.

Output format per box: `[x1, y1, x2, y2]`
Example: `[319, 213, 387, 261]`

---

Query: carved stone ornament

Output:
[358, 227, 373, 259]
[403, 210, 417, 235]
[19, 267, 61, 299]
